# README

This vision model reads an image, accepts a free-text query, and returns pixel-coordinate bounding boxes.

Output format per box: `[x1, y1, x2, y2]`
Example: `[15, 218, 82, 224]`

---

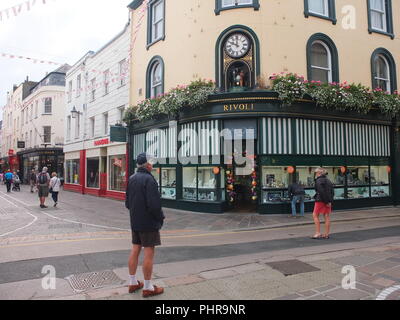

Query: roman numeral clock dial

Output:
[225, 34, 250, 58]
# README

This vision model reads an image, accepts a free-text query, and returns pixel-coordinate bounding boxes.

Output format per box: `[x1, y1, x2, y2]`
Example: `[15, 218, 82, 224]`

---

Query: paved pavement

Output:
[0, 185, 399, 300]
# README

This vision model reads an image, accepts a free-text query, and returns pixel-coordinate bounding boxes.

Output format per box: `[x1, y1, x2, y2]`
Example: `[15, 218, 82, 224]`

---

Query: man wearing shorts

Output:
[125, 153, 165, 298]
[312, 168, 334, 239]
[37, 167, 51, 208]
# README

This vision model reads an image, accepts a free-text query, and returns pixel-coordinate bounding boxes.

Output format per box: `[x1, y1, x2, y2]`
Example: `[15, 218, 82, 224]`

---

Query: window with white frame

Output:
[104, 70, 110, 95]
[310, 41, 332, 83]
[77, 74, 82, 97]
[119, 59, 127, 86]
[91, 78, 96, 101]
[150, 0, 165, 44]
[221, 0, 253, 8]
[67, 116, 71, 141]
[370, 0, 387, 32]
[373, 54, 391, 92]
[75, 112, 80, 139]
[103, 113, 109, 135]
[308, 0, 329, 17]
[43, 126, 51, 144]
[118, 106, 125, 124]
[68, 81, 72, 102]
[90, 117, 95, 138]
[44, 98, 52, 114]
[150, 62, 163, 98]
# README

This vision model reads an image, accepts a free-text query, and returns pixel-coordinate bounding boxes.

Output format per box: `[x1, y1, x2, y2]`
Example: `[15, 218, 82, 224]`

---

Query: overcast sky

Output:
[0, 0, 132, 120]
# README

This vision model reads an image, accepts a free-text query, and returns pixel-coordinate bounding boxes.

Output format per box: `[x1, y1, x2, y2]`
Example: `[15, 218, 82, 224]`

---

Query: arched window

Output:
[307, 33, 339, 83]
[216, 25, 260, 92]
[310, 41, 332, 83]
[146, 56, 164, 99]
[371, 48, 397, 93]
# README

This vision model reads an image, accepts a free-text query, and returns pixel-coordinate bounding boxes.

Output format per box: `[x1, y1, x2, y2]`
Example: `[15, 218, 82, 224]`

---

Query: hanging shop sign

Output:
[17, 141, 25, 149]
[110, 126, 127, 143]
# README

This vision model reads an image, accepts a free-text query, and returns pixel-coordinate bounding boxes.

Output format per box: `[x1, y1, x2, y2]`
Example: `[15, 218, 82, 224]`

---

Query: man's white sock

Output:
[144, 280, 154, 291]
[129, 275, 138, 286]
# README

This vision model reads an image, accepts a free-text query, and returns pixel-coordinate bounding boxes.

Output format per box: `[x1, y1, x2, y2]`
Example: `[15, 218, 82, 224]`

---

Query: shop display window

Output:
[198, 167, 217, 202]
[151, 168, 160, 187]
[161, 168, 176, 199]
[221, 168, 225, 201]
[370, 166, 390, 197]
[66, 159, 80, 184]
[322, 167, 346, 186]
[87, 158, 99, 188]
[347, 187, 370, 199]
[261, 167, 289, 204]
[347, 166, 370, 186]
[109, 155, 126, 192]
[183, 167, 197, 201]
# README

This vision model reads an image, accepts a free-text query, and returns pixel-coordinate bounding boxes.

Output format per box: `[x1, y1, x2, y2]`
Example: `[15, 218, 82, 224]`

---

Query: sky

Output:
[0, 0, 132, 120]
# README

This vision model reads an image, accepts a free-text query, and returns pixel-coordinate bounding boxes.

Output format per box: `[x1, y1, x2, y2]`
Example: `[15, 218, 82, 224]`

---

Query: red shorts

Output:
[313, 202, 332, 215]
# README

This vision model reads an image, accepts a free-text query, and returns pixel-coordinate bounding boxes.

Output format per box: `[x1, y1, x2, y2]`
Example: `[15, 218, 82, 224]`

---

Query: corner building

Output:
[128, 0, 400, 214]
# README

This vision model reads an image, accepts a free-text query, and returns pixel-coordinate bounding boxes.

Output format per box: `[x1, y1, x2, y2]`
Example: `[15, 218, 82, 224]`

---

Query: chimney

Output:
[26, 76, 29, 82]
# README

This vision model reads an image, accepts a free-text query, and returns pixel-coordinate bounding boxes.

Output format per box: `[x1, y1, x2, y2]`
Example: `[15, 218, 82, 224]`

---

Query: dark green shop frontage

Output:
[129, 92, 399, 214]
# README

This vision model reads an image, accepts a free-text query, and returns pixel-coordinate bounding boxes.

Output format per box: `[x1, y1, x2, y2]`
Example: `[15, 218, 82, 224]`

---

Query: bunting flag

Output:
[0, 52, 63, 65]
[0, 0, 53, 22]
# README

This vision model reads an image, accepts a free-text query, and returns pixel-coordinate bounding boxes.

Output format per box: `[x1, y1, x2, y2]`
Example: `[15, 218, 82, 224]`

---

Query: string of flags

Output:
[0, 0, 55, 22]
[0, 51, 63, 65]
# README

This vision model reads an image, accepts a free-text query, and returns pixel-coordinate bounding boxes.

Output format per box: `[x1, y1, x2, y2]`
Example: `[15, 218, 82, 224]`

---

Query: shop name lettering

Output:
[94, 139, 110, 146]
[223, 104, 254, 112]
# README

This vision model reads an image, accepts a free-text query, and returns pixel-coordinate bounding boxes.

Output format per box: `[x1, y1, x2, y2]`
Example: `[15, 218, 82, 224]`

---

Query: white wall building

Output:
[63, 22, 130, 200]
[1, 66, 69, 180]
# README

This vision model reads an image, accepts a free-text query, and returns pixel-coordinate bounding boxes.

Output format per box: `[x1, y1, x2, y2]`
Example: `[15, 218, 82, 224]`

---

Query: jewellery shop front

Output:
[129, 91, 399, 214]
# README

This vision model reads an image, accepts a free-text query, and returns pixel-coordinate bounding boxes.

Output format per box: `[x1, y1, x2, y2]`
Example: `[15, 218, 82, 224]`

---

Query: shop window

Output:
[304, 0, 337, 24]
[367, 0, 394, 38]
[198, 167, 218, 202]
[183, 167, 197, 201]
[66, 159, 80, 184]
[322, 167, 346, 200]
[261, 166, 290, 204]
[347, 166, 370, 199]
[371, 48, 397, 93]
[109, 155, 127, 192]
[161, 168, 176, 199]
[151, 168, 160, 187]
[215, 0, 260, 15]
[370, 166, 391, 197]
[306, 33, 339, 83]
[87, 158, 99, 188]
[295, 166, 320, 201]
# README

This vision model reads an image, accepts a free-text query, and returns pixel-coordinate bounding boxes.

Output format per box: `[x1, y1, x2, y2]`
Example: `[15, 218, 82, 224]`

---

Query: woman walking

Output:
[49, 172, 61, 207]
[311, 168, 334, 240]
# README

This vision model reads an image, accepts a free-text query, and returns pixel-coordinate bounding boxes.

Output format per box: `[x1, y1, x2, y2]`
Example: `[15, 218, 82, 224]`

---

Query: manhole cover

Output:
[66, 271, 124, 292]
[266, 260, 320, 276]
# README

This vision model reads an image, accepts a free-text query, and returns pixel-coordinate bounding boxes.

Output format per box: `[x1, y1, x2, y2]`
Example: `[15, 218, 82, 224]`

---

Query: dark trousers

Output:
[5, 181, 11, 192]
[51, 192, 59, 203]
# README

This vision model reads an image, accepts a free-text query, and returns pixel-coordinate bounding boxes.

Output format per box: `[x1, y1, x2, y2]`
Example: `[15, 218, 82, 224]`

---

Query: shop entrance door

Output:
[233, 173, 257, 213]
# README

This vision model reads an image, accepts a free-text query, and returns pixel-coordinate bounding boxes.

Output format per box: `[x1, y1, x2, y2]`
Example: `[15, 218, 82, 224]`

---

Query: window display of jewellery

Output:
[198, 189, 217, 201]
[183, 187, 197, 200]
[371, 186, 390, 197]
[161, 187, 176, 199]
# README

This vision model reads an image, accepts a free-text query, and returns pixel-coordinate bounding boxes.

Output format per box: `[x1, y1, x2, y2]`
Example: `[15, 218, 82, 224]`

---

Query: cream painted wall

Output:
[129, 0, 400, 105]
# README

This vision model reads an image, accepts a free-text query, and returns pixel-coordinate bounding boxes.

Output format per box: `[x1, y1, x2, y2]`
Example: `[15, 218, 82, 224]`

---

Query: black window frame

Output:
[306, 33, 340, 84]
[146, 0, 166, 49]
[146, 56, 165, 99]
[367, 0, 394, 39]
[304, 0, 337, 24]
[215, 0, 260, 15]
[371, 48, 397, 93]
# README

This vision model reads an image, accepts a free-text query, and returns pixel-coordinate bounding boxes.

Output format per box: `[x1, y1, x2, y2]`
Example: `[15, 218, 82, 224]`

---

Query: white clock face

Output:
[225, 34, 250, 58]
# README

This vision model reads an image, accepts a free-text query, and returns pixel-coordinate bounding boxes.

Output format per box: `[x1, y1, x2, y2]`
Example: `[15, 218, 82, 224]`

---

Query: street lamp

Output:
[71, 106, 81, 119]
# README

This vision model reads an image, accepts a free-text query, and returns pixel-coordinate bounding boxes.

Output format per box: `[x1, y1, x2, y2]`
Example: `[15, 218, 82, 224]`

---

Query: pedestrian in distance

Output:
[49, 172, 61, 207]
[125, 153, 165, 298]
[37, 167, 51, 208]
[288, 179, 306, 218]
[30, 169, 37, 193]
[311, 168, 334, 240]
[12, 171, 21, 192]
[4, 169, 13, 193]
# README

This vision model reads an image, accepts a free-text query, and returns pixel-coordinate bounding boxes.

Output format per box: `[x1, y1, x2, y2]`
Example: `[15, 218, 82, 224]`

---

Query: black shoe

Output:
[54, 203, 57, 207]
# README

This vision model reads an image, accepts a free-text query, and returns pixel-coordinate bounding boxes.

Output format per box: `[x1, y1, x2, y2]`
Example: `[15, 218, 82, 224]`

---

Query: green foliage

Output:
[271, 73, 400, 116]
[123, 79, 216, 124]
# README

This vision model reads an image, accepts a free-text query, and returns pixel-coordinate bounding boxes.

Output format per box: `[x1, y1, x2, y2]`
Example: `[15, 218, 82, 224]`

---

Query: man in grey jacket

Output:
[125, 153, 165, 298]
